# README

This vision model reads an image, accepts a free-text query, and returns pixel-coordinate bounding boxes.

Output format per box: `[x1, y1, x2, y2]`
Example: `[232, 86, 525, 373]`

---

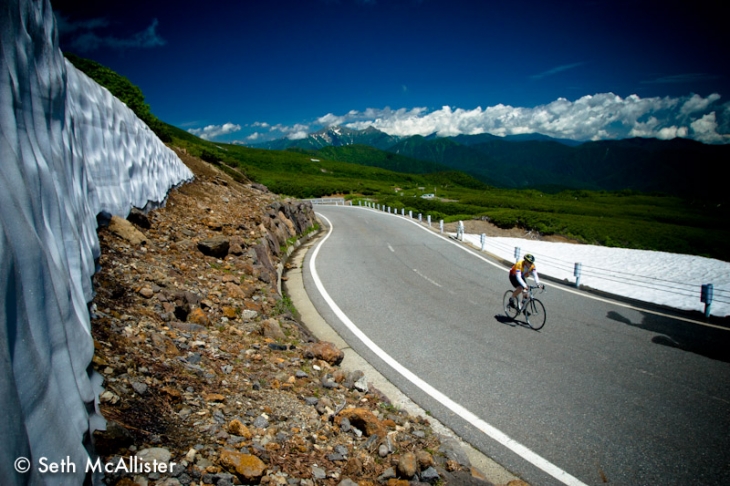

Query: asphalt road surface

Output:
[300, 205, 730, 486]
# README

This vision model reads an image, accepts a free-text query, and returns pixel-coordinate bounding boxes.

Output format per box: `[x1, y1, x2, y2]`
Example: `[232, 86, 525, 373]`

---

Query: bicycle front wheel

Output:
[503, 291, 519, 320]
[525, 298, 546, 330]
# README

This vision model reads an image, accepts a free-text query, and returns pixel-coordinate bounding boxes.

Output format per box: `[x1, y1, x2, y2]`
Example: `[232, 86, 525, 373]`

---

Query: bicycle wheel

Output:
[525, 299, 546, 330]
[503, 291, 519, 320]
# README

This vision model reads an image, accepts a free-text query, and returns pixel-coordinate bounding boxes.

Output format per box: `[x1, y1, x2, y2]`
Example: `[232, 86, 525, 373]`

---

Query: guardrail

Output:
[307, 198, 349, 205]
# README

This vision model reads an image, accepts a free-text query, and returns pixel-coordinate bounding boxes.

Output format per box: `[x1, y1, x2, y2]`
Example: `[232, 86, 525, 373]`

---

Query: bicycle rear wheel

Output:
[503, 291, 519, 320]
[525, 298, 546, 330]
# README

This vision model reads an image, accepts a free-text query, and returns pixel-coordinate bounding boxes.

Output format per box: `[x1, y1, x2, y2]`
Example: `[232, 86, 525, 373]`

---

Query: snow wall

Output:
[0, 0, 194, 484]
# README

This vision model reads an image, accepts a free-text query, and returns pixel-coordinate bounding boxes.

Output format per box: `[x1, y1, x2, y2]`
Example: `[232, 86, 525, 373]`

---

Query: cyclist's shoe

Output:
[508, 297, 517, 309]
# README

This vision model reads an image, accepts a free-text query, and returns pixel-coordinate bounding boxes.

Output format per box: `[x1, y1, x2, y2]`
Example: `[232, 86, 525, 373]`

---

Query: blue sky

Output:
[52, 0, 729, 144]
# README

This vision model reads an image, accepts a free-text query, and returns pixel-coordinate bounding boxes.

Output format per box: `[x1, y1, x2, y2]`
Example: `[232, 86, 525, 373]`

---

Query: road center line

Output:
[311, 212, 588, 486]
[414, 268, 442, 288]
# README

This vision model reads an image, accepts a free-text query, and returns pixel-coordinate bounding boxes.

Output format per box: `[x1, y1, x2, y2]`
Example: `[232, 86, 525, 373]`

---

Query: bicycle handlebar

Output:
[527, 285, 546, 294]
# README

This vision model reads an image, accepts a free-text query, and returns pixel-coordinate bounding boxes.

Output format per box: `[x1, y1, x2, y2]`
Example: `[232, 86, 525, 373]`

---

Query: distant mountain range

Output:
[256, 126, 402, 151]
[252, 126, 728, 197]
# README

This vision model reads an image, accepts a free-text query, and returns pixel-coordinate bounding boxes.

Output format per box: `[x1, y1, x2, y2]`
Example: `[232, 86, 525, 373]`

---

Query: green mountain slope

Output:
[388, 133, 729, 197]
[314, 144, 452, 174]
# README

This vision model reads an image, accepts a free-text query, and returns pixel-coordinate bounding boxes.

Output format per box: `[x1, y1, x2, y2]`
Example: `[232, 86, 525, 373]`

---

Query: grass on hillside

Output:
[165, 124, 730, 262]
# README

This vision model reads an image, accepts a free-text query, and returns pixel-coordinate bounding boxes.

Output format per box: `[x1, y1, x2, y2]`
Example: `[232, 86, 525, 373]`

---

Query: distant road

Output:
[301, 205, 730, 486]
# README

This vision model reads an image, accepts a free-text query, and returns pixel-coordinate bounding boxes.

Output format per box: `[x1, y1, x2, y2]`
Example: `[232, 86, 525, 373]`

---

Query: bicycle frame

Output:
[503, 285, 547, 330]
[518, 285, 540, 310]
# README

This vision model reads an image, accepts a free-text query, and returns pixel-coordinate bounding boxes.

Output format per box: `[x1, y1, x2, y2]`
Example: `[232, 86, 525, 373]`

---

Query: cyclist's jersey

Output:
[510, 260, 536, 278]
[510, 259, 540, 288]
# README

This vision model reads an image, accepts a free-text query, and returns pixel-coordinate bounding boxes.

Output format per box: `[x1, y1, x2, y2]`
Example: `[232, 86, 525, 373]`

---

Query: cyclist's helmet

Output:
[524, 254, 535, 264]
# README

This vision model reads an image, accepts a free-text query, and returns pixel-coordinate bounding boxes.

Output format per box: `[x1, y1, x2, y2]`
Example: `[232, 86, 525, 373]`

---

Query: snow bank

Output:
[462, 234, 730, 317]
[0, 0, 192, 484]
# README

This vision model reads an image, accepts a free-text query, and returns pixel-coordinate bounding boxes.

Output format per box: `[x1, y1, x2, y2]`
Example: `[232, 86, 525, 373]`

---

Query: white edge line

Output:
[341, 205, 727, 331]
[310, 212, 589, 486]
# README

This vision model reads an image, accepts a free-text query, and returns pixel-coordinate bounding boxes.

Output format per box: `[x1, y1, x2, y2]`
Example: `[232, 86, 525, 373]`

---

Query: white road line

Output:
[414, 268, 442, 288]
[311, 212, 588, 486]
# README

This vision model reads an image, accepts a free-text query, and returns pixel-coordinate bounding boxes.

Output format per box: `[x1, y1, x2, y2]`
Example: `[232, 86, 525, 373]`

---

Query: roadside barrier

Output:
[307, 198, 349, 205]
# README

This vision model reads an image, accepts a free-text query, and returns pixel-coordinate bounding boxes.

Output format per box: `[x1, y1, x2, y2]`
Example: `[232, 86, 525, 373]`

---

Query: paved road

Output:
[301, 205, 730, 486]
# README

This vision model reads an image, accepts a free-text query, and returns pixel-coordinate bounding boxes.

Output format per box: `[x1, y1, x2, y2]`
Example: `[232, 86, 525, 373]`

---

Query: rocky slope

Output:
[90, 147, 529, 486]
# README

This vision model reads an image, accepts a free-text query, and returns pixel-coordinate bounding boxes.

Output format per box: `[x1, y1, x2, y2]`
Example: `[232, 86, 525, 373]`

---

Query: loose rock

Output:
[219, 449, 266, 482]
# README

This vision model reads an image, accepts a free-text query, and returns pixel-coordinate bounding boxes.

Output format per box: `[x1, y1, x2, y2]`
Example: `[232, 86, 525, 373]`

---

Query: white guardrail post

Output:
[514, 247, 521, 262]
[574, 262, 582, 288]
[480, 233, 486, 251]
[701, 284, 714, 318]
[440, 220, 444, 234]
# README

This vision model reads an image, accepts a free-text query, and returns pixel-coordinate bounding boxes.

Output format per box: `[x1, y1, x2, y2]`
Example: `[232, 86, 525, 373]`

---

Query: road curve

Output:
[300, 205, 730, 486]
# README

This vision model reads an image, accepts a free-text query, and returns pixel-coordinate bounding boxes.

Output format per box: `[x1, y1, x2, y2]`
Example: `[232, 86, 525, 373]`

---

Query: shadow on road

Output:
[494, 314, 539, 331]
[607, 310, 730, 363]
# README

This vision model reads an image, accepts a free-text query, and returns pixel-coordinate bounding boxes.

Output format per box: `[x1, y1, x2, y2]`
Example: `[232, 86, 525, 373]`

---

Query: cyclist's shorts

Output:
[509, 274, 523, 288]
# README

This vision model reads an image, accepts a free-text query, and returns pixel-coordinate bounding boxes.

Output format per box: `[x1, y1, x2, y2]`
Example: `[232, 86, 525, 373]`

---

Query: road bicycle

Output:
[503, 285, 547, 330]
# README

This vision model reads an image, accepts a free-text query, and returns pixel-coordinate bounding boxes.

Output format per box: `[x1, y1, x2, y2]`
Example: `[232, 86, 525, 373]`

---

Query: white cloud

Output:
[187, 122, 242, 140]
[247, 123, 312, 141]
[690, 112, 728, 143]
[266, 123, 310, 135]
[287, 131, 309, 140]
[200, 93, 728, 145]
[317, 113, 347, 126]
[680, 93, 722, 116]
[316, 92, 728, 144]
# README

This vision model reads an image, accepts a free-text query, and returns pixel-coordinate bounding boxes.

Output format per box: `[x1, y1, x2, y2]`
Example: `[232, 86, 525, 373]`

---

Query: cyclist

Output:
[508, 253, 544, 309]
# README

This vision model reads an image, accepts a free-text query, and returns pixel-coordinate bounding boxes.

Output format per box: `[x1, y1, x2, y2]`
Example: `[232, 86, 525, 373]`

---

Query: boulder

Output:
[219, 449, 266, 482]
[197, 237, 229, 257]
[127, 208, 151, 229]
[187, 308, 209, 326]
[261, 319, 287, 341]
[336, 408, 385, 438]
[397, 452, 417, 478]
[108, 215, 147, 245]
[305, 341, 344, 365]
